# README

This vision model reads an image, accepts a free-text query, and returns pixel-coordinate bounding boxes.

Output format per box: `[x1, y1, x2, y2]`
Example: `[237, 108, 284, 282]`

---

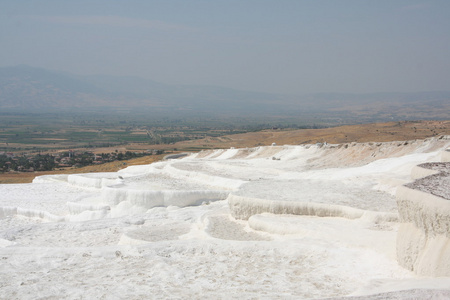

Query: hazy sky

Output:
[1, 0, 449, 94]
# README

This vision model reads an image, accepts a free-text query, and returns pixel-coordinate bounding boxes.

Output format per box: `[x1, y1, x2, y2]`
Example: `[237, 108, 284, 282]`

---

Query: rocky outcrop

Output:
[396, 152, 450, 276]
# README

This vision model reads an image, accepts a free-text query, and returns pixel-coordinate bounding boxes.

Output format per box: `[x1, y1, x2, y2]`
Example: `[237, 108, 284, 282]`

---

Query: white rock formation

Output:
[396, 155, 450, 276]
[1, 136, 450, 299]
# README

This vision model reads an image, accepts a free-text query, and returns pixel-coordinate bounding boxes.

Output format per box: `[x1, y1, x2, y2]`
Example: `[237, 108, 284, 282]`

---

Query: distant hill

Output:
[0, 65, 286, 115]
[0, 65, 106, 110]
[0, 65, 449, 123]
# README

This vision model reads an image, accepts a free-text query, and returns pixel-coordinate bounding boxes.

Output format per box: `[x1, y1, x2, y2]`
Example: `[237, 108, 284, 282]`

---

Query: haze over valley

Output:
[1, 65, 449, 125]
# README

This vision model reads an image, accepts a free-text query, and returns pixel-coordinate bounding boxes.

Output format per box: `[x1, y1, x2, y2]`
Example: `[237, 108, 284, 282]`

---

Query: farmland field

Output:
[0, 113, 259, 153]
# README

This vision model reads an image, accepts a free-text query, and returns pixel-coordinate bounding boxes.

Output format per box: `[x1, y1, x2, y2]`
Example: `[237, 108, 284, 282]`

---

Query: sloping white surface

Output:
[0, 136, 449, 299]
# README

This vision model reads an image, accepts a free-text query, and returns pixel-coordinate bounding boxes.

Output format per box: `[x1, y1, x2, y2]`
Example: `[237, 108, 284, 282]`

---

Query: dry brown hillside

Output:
[173, 120, 450, 150]
[1, 120, 449, 184]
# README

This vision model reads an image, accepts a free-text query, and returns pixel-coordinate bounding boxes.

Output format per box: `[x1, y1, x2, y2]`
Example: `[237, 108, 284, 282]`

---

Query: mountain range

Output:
[1, 65, 449, 122]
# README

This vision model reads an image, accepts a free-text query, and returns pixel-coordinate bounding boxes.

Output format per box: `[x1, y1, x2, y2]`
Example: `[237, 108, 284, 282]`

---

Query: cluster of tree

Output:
[115, 150, 163, 161]
[0, 153, 56, 172]
[0, 149, 164, 173]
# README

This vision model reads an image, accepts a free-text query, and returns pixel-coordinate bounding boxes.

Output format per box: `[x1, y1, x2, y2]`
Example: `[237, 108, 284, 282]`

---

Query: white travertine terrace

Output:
[1, 136, 450, 299]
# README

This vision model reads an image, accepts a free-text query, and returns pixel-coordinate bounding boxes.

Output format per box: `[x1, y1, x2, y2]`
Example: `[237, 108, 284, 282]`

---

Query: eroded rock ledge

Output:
[396, 151, 450, 276]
